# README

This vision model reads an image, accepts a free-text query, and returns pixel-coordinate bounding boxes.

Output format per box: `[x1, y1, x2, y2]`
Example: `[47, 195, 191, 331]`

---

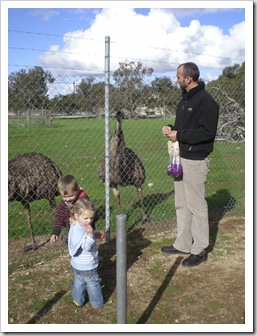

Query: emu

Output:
[98, 111, 148, 221]
[8, 152, 62, 250]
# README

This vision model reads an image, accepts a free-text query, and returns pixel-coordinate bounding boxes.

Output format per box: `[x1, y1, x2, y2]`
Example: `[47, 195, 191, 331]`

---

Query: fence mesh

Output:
[8, 34, 245, 258]
[6, 29, 246, 326]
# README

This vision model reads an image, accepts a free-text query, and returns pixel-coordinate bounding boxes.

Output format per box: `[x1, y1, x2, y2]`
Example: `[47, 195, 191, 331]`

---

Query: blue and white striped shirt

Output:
[68, 222, 99, 271]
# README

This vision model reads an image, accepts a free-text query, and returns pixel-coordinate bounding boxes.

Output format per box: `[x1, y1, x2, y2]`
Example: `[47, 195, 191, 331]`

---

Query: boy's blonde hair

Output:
[73, 198, 97, 216]
[58, 175, 79, 196]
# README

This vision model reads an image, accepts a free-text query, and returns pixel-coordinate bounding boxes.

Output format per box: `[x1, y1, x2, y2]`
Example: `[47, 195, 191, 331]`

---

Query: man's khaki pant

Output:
[173, 157, 209, 255]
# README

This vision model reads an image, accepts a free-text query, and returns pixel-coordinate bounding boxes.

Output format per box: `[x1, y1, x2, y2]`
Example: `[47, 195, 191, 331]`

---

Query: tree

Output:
[50, 93, 85, 115]
[88, 82, 106, 115]
[8, 66, 55, 111]
[76, 76, 96, 96]
[220, 63, 241, 79]
[207, 62, 245, 108]
[207, 62, 245, 141]
[113, 61, 153, 90]
[149, 76, 180, 113]
[150, 76, 173, 93]
[112, 61, 154, 117]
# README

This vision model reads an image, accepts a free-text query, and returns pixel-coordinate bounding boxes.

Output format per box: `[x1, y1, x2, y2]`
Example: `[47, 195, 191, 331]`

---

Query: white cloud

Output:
[38, 8, 245, 77]
[229, 21, 245, 45]
[29, 9, 60, 21]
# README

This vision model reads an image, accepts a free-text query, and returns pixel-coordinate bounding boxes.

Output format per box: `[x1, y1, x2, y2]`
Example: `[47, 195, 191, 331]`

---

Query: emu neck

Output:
[110, 120, 125, 158]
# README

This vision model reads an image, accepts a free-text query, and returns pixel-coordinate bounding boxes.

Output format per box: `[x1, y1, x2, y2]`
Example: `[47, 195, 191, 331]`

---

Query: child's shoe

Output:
[73, 300, 82, 307]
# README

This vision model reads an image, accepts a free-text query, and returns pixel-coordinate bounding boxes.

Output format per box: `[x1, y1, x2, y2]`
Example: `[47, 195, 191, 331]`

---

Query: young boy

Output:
[50, 175, 95, 244]
[68, 198, 105, 308]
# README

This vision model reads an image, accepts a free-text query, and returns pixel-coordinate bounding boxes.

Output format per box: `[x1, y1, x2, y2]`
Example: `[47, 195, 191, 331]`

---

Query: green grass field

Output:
[8, 117, 245, 240]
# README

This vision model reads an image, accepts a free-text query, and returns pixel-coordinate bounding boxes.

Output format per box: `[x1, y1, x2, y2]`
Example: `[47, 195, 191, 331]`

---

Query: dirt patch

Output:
[8, 217, 245, 326]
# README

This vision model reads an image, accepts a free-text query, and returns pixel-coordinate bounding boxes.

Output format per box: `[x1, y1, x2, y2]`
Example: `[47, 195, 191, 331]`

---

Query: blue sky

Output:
[4, 3, 250, 82]
[8, 7, 244, 35]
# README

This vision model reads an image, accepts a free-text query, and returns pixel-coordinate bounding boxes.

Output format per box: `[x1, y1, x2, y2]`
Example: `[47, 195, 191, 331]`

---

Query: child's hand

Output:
[96, 231, 105, 240]
[85, 224, 94, 238]
[50, 235, 58, 244]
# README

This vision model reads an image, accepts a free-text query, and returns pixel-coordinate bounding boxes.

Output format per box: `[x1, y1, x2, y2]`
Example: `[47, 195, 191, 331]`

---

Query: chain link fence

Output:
[6, 31, 245, 326]
[8, 36, 245, 258]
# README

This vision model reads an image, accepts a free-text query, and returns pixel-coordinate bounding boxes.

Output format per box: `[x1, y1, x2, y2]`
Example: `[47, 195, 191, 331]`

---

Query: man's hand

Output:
[162, 125, 171, 137]
[167, 130, 177, 142]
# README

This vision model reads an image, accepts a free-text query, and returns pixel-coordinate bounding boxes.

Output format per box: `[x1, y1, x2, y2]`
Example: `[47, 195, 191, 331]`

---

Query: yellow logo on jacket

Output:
[187, 107, 193, 112]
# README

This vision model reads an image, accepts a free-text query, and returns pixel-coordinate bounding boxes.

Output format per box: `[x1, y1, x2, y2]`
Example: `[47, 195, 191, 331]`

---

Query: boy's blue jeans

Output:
[72, 266, 104, 308]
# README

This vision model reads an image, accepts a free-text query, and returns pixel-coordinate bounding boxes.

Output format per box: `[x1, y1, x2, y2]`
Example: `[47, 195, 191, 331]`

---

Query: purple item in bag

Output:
[167, 141, 183, 177]
[167, 162, 183, 177]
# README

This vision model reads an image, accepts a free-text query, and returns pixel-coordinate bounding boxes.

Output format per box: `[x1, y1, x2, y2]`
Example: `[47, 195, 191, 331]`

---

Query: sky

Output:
[4, 1, 251, 82]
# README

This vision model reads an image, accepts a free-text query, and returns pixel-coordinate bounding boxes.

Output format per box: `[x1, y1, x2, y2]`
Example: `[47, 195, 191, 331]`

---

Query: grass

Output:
[8, 117, 245, 240]
[208, 300, 225, 313]
[7, 217, 246, 326]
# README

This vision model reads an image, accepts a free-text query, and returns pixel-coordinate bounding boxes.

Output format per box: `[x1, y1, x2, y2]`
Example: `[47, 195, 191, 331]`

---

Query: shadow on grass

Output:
[97, 191, 174, 231]
[136, 190, 174, 216]
[127, 191, 174, 232]
[207, 188, 236, 253]
[98, 228, 152, 305]
[138, 190, 174, 215]
[98, 189, 237, 313]
[137, 256, 183, 324]
[27, 289, 68, 324]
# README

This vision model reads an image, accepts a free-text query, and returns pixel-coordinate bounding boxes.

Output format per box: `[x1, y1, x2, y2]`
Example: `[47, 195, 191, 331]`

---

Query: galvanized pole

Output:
[116, 214, 127, 324]
[104, 36, 110, 243]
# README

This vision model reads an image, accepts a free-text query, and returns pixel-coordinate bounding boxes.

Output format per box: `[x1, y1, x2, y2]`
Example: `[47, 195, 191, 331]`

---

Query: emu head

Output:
[116, 111, 125, 121]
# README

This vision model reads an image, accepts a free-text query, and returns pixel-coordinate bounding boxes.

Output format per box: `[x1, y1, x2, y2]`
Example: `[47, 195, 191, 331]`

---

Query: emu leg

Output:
[23, 203, 37, 251]
[137, 187, 149, 222]
[112, 187, 122, 214]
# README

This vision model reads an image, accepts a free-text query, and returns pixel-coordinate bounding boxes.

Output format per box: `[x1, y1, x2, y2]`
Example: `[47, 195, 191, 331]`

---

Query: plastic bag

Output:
[167, 141, 183, 177]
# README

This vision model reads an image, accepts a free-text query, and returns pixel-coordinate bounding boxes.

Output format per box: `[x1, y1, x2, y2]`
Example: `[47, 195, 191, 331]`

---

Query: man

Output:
[161, 62, 219, 267]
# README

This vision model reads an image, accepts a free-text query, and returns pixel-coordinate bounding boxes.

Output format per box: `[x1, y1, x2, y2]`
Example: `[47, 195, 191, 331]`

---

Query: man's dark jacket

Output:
[169, 82, 219, 160]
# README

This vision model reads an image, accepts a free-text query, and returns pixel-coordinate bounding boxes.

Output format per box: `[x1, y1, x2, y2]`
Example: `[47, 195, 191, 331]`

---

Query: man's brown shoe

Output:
[182, 251, 208, 267]
[161, 245, 190, 255]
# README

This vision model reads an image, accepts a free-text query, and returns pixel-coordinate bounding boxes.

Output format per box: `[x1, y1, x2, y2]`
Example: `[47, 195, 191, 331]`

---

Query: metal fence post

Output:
[116, 214, 127, 324]
[104, 36, 111, 243]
